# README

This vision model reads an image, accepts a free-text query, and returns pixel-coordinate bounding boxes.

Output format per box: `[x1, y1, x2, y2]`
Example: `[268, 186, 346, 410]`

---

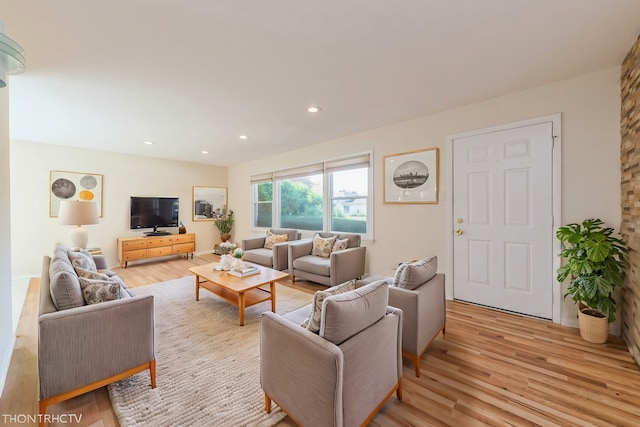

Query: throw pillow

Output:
[302, 279, 357, 333]
[264, 230, 288, 249]
[396, 256, 438, 290]
[68, 249, 97, 273]
[75, 267, 110, 281]
[332, 238, 349, 252]
[311, 234, 337, 258]
[392, 262, 409, 287]
[78, 276, 121, 305]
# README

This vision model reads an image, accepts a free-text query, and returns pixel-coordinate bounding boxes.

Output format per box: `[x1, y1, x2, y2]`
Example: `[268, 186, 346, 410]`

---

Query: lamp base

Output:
[69, 226, 89, 249]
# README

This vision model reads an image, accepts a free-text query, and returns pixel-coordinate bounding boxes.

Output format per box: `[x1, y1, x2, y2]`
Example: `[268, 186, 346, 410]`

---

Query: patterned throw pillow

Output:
[75, 267, 110, 281]
[302, 279, 357, 333]
[68, 249, 97, 272]
[264, 230, 288, 249]
[78, 276, 120, 305]
[311, 234, 337, 258]
[332, 238, 349, 252]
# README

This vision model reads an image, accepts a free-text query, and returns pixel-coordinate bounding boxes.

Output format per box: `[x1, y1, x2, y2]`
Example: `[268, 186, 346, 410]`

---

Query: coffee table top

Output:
[189, 263, 289, 293]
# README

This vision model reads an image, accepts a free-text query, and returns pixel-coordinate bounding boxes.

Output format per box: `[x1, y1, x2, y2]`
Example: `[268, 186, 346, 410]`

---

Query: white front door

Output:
[452, 121, 554, 319]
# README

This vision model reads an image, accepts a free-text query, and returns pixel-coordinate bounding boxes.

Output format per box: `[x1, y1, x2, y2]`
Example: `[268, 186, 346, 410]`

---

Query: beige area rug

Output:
[107, 275, 312, 427]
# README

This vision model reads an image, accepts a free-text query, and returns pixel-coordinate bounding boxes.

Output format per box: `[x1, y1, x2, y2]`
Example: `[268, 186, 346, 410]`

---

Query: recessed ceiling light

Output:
[143, 141, 154, 145]
[201, 150, 209, 154]
[307, 106, 321, 113]
[239, 135, 248, 140]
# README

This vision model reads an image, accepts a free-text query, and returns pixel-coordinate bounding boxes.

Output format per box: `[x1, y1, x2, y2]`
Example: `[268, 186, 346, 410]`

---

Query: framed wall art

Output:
[383, 147, 439, 204]
[192, 186, 228, 221]
[50, 170, 103, 217]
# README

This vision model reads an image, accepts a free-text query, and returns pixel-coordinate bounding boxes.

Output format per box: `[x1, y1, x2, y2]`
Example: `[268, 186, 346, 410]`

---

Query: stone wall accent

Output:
[620, 33, 640, 365]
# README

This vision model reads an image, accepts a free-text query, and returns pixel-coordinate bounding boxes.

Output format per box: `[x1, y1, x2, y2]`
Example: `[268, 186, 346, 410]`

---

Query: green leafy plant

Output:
[215, 209, 234, 235]
[556, 218, 628, 322]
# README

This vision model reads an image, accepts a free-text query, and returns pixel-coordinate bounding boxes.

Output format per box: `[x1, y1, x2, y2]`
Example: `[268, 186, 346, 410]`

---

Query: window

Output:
[251, 152, 372, 238]
[330, 168, 368, 234]
[253, 182, 272, 227]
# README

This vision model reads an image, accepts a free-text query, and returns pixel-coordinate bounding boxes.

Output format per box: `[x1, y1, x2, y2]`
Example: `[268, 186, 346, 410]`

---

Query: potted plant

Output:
[215, 209, 234, 242]
[556, 218, 628, 343]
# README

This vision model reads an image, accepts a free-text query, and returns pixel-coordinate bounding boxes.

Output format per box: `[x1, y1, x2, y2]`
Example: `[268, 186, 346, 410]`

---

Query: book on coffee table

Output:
[227, 266, 260, 277]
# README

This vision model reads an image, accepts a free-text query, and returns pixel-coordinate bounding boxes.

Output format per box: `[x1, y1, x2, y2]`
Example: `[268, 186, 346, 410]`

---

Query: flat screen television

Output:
[130, 196, 179, 235]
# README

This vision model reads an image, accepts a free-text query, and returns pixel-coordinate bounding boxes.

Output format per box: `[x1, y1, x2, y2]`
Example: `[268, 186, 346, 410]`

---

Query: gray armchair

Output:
[260, 280, 403, 427]
[288, 232, 366, 286]
[38, 254, 155, 425]
[358, 260, 445, 377]
[241, 228, 301, 271]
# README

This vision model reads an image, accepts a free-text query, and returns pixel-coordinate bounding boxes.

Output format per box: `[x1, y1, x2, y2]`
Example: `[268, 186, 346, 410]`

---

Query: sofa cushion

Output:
[332, 238, 349, 252]
[78, 276, 121, 305]
[49, 269, 85, 310]
[320, 279, 389, 345]
[264, 230, 288, 249]
[67, 249, 97, 272]
[311, 234, 337, 257]
[394, 256, 438, 290]
[244, 247, 274, 267]
[302, 279, 357, 332]
[292, 255, 330, 277]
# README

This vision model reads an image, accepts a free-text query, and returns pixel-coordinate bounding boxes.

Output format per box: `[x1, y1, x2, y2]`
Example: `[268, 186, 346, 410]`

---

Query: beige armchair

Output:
[241, 228, 301, 271]
[358, 258, 445, 377]
[260, 280, 403, 427]
[288, 232, 365, 286]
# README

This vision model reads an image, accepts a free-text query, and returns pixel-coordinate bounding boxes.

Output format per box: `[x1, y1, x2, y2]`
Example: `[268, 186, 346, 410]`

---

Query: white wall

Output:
[0, 80, 15, 396]
[228, 67, 622, 331]
[10, 142, 227, 276]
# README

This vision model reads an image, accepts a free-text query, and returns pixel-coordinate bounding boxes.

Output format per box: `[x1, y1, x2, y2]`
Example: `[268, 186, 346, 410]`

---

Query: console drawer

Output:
[147, 246, 173, 257]
[122, 249, 147, 261]
[173, 243, 195, 254]
[122, 240, 146, 251]
[146, 237, 173, 248]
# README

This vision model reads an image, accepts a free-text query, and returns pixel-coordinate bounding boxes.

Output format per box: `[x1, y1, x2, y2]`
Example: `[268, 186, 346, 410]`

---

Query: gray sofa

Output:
[288, 232, 366, 286]
[38, 243, 155, 424]
[241, 228, 301, 271]
[358, 258, 446, 377]
[260, 279, 403, 427]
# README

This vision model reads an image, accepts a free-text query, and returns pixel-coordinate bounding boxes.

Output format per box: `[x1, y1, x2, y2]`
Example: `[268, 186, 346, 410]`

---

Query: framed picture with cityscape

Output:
[383, 147, 439, 204]
[192, 186, 228, 221]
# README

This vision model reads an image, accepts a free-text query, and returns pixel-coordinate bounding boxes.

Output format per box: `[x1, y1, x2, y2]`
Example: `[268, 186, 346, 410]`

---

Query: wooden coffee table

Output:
[189, 263, 288, 326]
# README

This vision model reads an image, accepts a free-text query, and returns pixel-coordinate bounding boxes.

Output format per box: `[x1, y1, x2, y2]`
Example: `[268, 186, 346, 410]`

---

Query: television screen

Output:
[130, 197, 179, 231]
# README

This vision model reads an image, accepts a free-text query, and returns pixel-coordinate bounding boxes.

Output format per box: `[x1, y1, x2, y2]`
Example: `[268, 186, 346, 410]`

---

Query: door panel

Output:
[452, 122, 553, 319]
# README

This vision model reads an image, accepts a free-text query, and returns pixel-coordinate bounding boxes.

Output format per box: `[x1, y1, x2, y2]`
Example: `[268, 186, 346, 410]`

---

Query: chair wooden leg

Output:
[150, 359, 157, 388]
[290, 275, 295, 284]
[39, 401, 47, 427]
[411, 355, 421, 378]
[265, 392, 272, 413]
[396, 379, 403, 401]
[442, 324, 446, 338]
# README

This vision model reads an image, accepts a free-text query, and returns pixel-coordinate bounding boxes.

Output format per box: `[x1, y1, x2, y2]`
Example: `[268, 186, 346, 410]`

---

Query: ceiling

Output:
[2, 1, 640, 166]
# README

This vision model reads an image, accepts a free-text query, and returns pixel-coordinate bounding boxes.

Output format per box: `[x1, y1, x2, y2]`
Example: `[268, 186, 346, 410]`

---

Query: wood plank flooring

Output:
[1, 253, 639, 426]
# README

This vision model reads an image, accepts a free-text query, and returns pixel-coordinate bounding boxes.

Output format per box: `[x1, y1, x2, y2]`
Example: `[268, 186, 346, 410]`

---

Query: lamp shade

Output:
[58, 200, 99, 226]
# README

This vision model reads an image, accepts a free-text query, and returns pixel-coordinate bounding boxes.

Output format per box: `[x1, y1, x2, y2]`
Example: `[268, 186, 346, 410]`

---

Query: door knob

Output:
[456, 229, 463, 236]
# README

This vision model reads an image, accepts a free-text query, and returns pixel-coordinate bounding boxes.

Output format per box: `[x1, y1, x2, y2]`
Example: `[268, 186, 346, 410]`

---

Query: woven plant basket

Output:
[577, 303, 609, 344]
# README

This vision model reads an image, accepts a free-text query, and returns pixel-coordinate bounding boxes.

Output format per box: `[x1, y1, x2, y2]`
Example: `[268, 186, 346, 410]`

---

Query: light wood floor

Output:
[2, 253, 640, 426]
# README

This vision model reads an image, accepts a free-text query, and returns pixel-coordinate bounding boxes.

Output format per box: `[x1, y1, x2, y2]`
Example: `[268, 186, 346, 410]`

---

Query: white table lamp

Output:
[58, 200, 99, 249]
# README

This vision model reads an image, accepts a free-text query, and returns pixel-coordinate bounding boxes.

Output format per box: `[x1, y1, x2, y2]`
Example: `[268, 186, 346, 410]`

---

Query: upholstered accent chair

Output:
[358, 257, 446, 377]
[38, 251, 155, 426]
[288, 232, 366, 286]
[260, 279, 403, 427]
[241, 228, 301, 271]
